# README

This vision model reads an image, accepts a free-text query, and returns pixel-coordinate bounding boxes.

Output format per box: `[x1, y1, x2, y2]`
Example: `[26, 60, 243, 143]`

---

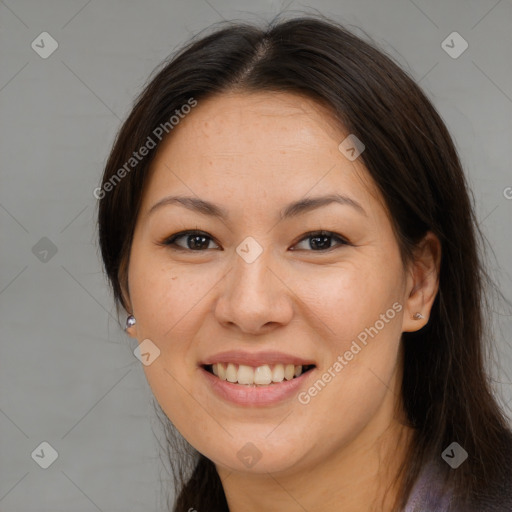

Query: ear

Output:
[402, 231, 441, 333]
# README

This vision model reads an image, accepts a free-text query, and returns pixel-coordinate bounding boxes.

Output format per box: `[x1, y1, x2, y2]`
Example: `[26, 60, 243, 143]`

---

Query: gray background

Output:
[1, 0, 511, 511]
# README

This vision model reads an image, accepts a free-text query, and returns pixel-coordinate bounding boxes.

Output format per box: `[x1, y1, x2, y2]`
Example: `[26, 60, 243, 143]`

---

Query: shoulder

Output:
[404, 452, 512, 512]
[403, 459, 452, 512]
[464, 450, 512, 512]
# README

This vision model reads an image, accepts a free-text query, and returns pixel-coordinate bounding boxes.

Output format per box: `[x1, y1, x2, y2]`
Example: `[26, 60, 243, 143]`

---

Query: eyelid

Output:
[290, 230, 350, 251]
[159, 229, 350, 252]
[160, 229, 221, 250]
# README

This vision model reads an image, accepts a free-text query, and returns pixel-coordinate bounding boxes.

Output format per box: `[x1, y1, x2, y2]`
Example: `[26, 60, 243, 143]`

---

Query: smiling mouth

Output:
[203, 363, 316, 386]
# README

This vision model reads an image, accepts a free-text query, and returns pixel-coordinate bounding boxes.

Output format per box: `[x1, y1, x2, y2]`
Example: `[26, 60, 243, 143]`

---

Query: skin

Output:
[124, 91, 441, 512]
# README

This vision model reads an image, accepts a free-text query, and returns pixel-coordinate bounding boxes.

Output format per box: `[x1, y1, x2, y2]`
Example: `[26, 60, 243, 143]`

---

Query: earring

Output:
[125, 315, 136, 330]
[413, 312, 424, 320]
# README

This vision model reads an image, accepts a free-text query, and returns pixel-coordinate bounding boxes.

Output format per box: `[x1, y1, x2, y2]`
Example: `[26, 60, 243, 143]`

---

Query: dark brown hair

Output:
[97, 14, 512, 511]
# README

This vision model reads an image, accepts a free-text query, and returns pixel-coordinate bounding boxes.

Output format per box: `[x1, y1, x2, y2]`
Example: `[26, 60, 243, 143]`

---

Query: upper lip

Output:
[201, 350, 316, 367]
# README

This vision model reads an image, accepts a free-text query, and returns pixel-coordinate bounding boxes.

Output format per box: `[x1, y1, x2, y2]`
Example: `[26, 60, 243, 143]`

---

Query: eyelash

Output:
[159, 229, 350, 252]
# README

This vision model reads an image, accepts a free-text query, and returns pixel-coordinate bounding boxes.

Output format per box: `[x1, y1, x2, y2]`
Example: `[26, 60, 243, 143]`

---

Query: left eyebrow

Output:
[146, 193, 367, 220]
[280, 194, 367, 219]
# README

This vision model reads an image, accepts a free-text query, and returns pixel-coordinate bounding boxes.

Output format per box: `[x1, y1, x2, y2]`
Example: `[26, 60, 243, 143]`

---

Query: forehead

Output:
[159, 91, 346, 163]
[142, 91, 383, 218]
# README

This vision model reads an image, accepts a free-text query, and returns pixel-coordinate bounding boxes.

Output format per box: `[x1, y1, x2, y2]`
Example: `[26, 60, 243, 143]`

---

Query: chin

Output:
[206, 436, 309, 475]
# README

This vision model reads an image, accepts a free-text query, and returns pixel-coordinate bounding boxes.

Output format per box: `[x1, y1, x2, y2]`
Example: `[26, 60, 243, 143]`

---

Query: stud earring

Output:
[413, 312, 424, 320]
[125, 315, 136, 330]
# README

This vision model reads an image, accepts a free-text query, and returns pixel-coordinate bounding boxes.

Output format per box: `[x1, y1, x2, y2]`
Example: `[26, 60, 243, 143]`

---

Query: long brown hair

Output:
[97, 14, 512, 511]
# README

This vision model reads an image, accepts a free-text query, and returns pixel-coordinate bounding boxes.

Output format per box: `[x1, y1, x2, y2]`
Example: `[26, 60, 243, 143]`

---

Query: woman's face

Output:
[126, 92, 432, 475]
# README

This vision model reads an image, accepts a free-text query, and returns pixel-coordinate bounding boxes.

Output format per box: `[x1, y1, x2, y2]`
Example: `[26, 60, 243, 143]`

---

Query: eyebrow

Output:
[147, 193, 367, 220]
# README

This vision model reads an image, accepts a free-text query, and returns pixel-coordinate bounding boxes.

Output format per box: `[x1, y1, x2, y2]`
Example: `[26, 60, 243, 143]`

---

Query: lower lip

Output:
[200, 366, 315, 406]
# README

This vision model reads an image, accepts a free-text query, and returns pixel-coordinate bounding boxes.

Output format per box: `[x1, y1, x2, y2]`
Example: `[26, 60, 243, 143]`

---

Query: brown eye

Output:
[291, 230, 349, 251]
[160, 229, 349, 252]
[162, 230, 220, 251]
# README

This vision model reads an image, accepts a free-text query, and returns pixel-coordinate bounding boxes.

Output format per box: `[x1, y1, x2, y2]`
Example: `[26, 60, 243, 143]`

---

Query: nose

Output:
[214, 243, 294, 334]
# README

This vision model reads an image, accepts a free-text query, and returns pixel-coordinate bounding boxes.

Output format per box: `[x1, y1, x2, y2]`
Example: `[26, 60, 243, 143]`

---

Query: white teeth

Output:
[272, 364, 285, 382]
[217, 362, 226, 380]
[237, 364, 254, 385]
[210, 362, 309, 385]
[226, 363, 237, 383]
[254, 365, 272, 385]
[284, 364, 295, 381]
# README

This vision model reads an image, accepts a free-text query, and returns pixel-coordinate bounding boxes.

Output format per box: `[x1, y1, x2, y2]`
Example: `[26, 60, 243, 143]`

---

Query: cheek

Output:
[127, 248, 224, 417]
[128, 256, 213, 443]
[291, 262, 404, 404]
[295, 275, 404, 453]
[128, 244, 216, 340]
[289, 259, 397, 346]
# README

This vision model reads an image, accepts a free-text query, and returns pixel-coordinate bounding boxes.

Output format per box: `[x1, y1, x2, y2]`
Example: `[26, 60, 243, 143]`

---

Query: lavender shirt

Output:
[403, 461, 452, 512]
[403, 459, 512, 512]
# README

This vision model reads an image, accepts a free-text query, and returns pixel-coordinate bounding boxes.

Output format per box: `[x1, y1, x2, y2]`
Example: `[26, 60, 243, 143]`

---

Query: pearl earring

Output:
[125, 315, 136, 330]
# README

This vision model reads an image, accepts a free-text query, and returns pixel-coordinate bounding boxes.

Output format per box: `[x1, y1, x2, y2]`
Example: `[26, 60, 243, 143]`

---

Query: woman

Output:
[97, 15, 512, 511]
